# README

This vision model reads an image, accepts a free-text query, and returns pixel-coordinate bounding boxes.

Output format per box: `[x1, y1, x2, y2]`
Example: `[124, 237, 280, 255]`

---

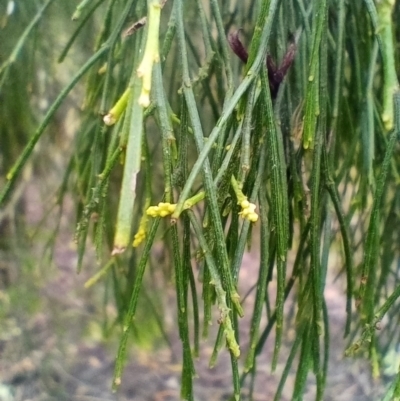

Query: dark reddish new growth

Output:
[228, 30, 249, 63]
[228, 30, 297, 99]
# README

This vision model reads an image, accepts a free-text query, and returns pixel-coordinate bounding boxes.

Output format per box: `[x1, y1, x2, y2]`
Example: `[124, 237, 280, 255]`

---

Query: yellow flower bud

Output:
[146, 202, 176, 217]
[133, 227, 146, 247]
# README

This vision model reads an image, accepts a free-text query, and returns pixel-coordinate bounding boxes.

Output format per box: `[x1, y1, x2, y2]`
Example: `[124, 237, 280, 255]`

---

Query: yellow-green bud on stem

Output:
[137, 0, 161, 107]
[103, 88, 131, 126]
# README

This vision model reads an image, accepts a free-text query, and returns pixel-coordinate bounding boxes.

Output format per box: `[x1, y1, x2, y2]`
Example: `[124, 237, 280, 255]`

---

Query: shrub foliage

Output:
[1, 0, 400, 399]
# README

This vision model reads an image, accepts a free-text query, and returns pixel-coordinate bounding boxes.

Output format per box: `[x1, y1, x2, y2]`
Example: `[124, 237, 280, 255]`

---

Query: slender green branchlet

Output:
[376, 0, 399, 131]
[72, 0, 93, 20]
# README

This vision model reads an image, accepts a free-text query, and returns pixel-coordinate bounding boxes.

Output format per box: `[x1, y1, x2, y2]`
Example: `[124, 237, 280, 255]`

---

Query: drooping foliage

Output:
[1, 0, 400, 399]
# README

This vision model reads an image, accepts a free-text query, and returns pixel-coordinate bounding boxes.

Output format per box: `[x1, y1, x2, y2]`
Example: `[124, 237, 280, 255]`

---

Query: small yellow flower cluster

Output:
[239, 200, 258, 222]
[146, 202, 176, 217]
[132, 226, 146, 247]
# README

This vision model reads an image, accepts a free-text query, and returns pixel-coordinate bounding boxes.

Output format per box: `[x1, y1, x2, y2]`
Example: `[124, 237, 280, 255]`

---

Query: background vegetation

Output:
[1, 0, 400, 400]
